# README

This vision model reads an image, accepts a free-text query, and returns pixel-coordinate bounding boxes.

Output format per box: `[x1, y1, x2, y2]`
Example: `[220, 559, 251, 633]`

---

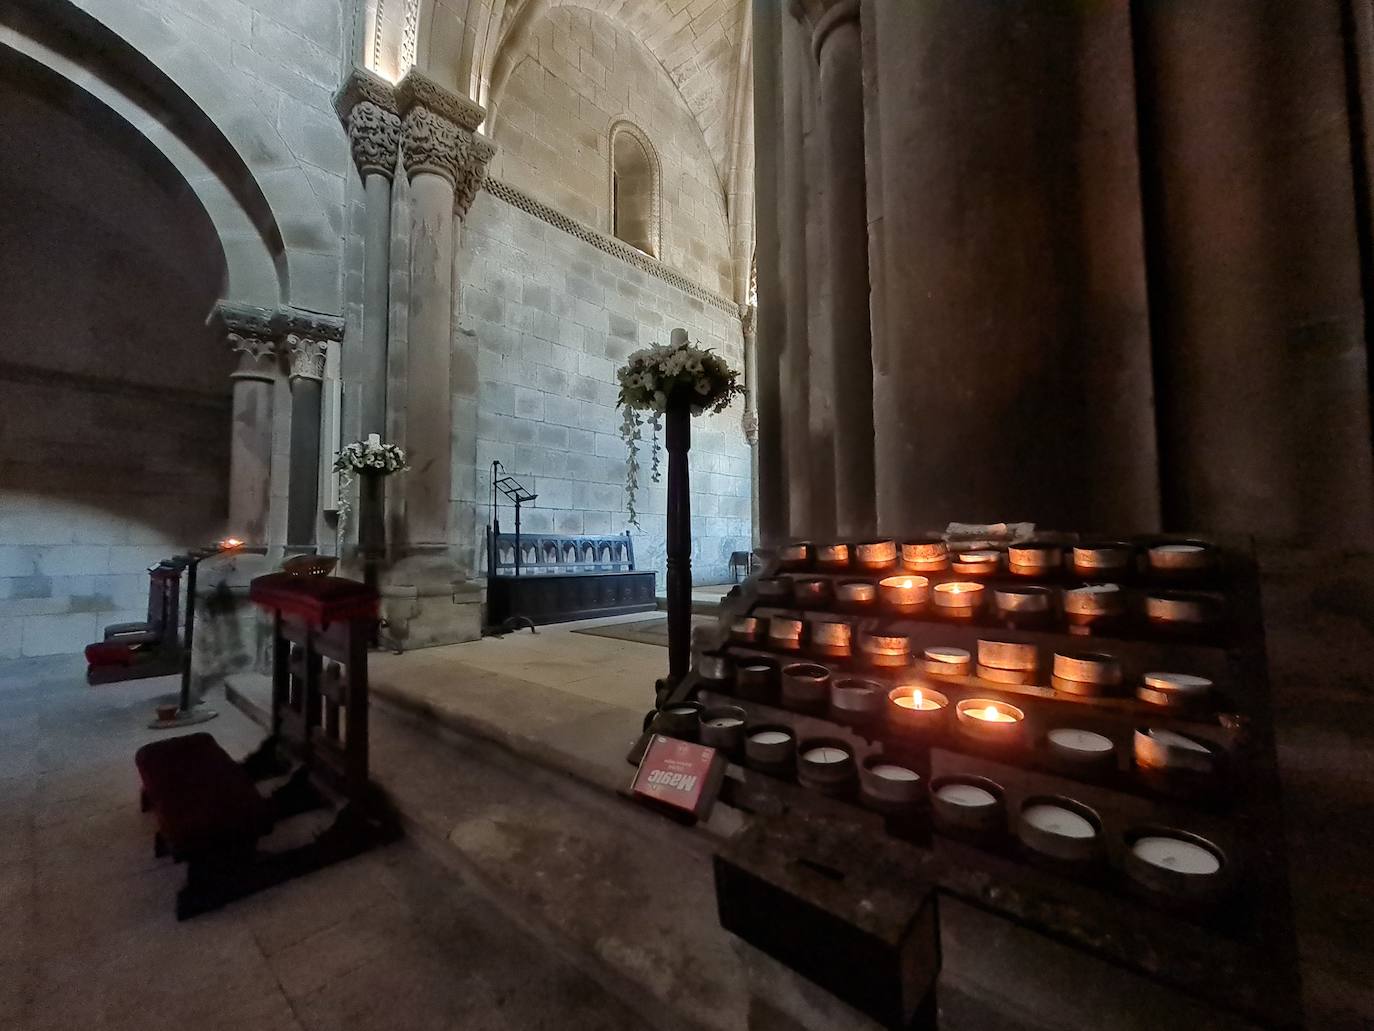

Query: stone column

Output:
[384, 70, 494, 650]
[802, 0, 875, 538]
[395, 69, 493, 551]
[740, 304, 761, 546]
[217, 303, 278, 547]
[279, 309, 344, 552]
[336, 69, 400, 438]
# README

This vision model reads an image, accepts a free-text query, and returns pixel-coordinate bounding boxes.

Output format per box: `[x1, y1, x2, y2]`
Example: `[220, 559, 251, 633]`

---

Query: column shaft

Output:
[286, 341, 325, 550]
[229, 373, 275, 545]
[814, 9, 876, 538]
[360, 172, 393, 436]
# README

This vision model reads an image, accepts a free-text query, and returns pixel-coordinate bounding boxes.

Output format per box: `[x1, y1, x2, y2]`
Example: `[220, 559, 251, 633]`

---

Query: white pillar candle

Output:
[801, 746, 850, 764]
[1132, 835, 1221, 875]
[935, 782, 996, 807]
[870, 763, 919, 782]
[1022, 803, 1096, 839]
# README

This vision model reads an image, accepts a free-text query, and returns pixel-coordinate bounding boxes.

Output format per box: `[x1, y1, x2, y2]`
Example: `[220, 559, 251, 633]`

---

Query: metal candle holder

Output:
[1124, 827, 1228, 902]
[796, 737, 857, 796]
[809, 619, 853, 659]
[745, 724, 796, 773]
[1072, 541, 1135, 579]
[835, 580, 878, 612]
[859, 755, 925, 812]
[768, 615, 806, 652]
[696, 651, 733, 685]
[655, 701, 703, 740]
[1017, 795, 1105, 864]
[730, 615, 762, 644]
[922, 646, 971, 677]
[932, 581, 986, 618]
[735, 658, 780, 703]
[956, 698, 1026, 742]
[1147, 540, 1216, 575]
[1133, 726, 1219, 775]
[878, 574, 930, 615]
[781, 662, 832, 712]
[931, 775, 1006, 835]
[950, 550, 1000, 576]
[754, 578, 793, 604]
[792, 578, 832, 608]
[829, 677, 886, 726]
[858, 630, 911, 669]
[1063, 583, 1126, 627]
[1007, 542, 1063, 576]
[1145, 591, 1220, 626]
[815, 542, 851, 571]
[777, 541, 813, 570]
[698, 705, 747, 751]
[993, 585, 1054, 627]
[887, 684, 949, 734]
[901, 537, 950, 572]
[1136, 672, 1213, 708]
[855, 539, 898, 572]
[1051, 651, 1122, 697]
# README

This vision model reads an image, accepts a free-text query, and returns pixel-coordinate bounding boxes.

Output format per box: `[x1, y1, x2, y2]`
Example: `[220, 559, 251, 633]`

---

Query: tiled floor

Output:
[0, 655, 648, 1031]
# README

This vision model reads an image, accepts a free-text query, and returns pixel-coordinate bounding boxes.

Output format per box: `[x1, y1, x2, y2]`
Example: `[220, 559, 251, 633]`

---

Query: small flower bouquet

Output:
[334, 434, 408, 475]
[616, 336, 743, 526]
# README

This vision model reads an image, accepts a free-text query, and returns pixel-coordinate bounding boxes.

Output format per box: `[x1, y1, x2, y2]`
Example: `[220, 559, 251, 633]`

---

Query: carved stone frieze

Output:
[274, 306, 345, 343]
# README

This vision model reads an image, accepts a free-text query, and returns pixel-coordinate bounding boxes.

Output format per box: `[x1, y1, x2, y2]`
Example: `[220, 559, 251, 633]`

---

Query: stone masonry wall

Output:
[491, 5, 734, 297]
[460, 189, 752, 586]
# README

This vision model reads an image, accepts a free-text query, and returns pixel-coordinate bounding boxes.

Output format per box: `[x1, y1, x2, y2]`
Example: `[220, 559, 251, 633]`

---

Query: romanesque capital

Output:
[395, 68, 486, 132]
[335, 68, 401, 179]
[741, 406, 759, 448]
[741, 303, 757, 339]
[399, 106, 495, 213]
[286, 335, 327, 383]
[215, 302, 278, 382]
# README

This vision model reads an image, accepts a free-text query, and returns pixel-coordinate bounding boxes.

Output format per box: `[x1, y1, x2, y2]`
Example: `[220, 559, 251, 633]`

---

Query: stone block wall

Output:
[0, 377, 229, 658]
[460, 189, 752, 586]
[492, 5, 734, 297]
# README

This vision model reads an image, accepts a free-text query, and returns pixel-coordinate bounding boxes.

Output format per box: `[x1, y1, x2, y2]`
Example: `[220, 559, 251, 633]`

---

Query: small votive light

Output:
[932, 581, 985, 616]
[219, 537, 244, 550]
[879, 574, 929, 613]
[887, 684, 949, 733]
[956, 698, 1025, 741]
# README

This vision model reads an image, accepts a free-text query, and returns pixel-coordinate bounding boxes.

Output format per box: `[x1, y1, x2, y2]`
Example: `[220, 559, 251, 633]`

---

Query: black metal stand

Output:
[485, 462, 538, 636]
[149, 540, 242, 730]
[661, 403, 692, 699]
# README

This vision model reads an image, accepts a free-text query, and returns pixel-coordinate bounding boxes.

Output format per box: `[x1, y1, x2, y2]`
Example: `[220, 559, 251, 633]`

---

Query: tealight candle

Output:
[736, 660, 778, 703]
[745, 726, 795, 769]
[931, 776, 1005, 834]
[768, 616, 806, 651]
[956, 698, 1025, 741]
[777, 541, 813, 570]
[1137, 671, 1213, 707]
[857, 631, 911, 669]
[654, 701, 703, 739]
[879, 574, 930, 613]
[855, 539, 898, 571]
[796, 738, 857, 796]
[859, 756, 924, 811]
[792, 578, 832, 608]
[730, 616, 762, 642]
[1124, 829, 1227, 900]
[932, 581, 986, 617]
[887, 685, 949, 733]
[698, 705, 747, 750]
[1018, 796, 1103, 863]
[1063, 583, 1125, 625]
[1148, 542, 1213, 572]
[901, 537, 950, 571]
[1145, 592, 1218, 625]
[1046, 727, 1116, 767]
[830, 677, 885, 724]
[1133, 726, 1218, 775]
[922, 646, 972, 676]
[835, 580, 878, 611]
[809, 619, 853, 658]
[1072, 541, 1134, 576]
[815, 542, 851, 571]
[951, 550, 1000, 576]
[780, 662, 831, 712]
[1007, 543, 1062, 573]
[801, 746, 849, 764]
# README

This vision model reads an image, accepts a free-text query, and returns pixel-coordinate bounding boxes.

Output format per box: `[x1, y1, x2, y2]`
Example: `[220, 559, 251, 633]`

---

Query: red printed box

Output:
[631, 735, 728, 821]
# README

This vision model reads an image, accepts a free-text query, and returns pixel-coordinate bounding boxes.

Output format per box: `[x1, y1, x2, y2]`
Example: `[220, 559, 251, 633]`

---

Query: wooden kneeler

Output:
[135, 575, 397, 920]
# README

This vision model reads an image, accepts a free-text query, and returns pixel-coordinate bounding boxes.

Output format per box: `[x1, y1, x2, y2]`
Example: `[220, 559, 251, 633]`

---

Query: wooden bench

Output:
[485, 529, 657, 626]
[134, 732, 274, 918]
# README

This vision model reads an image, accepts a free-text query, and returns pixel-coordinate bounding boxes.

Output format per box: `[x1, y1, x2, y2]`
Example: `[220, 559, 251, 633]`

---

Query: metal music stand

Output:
[486, 462, 538, 634]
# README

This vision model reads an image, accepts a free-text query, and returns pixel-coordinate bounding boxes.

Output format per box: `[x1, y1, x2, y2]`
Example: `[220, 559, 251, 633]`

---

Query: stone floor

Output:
[0, 654, 649, 1031]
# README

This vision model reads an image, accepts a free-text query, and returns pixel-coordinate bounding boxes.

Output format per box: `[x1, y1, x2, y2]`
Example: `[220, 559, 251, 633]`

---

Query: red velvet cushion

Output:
[134, 733, 272, 854]
[85, 641, 136, 666]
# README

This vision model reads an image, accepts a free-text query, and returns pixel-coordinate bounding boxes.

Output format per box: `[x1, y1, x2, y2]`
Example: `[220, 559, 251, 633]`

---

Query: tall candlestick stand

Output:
[663, 400, 692, 696]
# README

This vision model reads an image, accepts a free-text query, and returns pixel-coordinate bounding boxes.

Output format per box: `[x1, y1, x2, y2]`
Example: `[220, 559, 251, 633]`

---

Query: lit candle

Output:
[1131, 835, 1221, 876]
[887, 685, 949, 732]
[932, 581, 986, 613]
[956, 698, 1025, 739]
[894, 690, 941, 711]
[879, 574, 929, 612]
[219, 537, 244, 550]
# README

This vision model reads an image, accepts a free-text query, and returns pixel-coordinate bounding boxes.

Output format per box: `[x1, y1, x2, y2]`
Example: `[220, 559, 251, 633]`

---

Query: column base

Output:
[379, 552, 483, 651]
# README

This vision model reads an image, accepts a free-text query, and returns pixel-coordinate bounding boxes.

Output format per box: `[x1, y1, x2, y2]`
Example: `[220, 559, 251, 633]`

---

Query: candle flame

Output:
[219, 537, 244, 550]
[973, 705, 1016, 723]
[912, 689, 923, 707]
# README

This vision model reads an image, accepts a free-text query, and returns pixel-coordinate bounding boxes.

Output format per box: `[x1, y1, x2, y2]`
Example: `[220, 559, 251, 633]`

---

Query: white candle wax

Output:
[1071, 583, 1121, 596]
[743, 664, 771, 673]
[1022, 804, 1096, 839]
[1142, 672, 1212, 696]
[925, 646, 971, 663]
[968, 704, 1017, 723]
[963, 550, 999, 563]
[665, 705, 696, 715]
[870, 763, 919, 782]
[1048, 728, 1114, 754]
[802, 746, 849, 764]
[1155, 543, 1204, 554]
[1146, 728, 1212, 753]
[749, 730, 791, 745]
[706, 717, 743, 728]
[1132, 835, 1221, 876]
[936, 783, 996, 807]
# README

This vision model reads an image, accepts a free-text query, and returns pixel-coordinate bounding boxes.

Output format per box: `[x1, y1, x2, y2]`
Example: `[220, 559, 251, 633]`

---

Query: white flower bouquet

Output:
[616, 337, 743, 526]
[334, 435, 408, 475]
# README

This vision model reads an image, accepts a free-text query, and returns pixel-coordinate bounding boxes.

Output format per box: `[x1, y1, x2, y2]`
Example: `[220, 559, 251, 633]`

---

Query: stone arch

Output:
[3, 0, 338, 314]
[608, 120, 662, 258]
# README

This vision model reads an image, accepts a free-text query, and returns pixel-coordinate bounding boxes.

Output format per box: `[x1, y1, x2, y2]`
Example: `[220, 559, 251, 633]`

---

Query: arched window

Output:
[609, 122, 659, 257]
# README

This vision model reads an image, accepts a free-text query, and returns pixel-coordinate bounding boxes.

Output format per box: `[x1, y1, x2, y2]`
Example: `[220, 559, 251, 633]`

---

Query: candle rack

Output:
[639, 532, 1298, 1029]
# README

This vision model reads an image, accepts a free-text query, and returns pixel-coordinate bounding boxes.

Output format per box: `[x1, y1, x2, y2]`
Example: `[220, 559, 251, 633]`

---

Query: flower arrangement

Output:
[334, 435, 408, 475]
[616, 336, 743, 526]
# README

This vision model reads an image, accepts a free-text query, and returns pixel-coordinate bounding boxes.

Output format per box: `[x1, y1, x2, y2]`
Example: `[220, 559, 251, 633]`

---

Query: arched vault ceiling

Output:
[500, 0, 748, 187]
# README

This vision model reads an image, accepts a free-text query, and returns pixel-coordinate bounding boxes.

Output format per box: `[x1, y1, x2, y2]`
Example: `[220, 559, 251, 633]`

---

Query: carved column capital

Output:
[216, 302, 278, 382]
[285, 335, 326, 382]
[741, 407, 759, 447]
[395, 69, 495, 213]
[741, 303, 757, 339]
[274, 306, 343, 384]
[336, 68, 401, 179]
